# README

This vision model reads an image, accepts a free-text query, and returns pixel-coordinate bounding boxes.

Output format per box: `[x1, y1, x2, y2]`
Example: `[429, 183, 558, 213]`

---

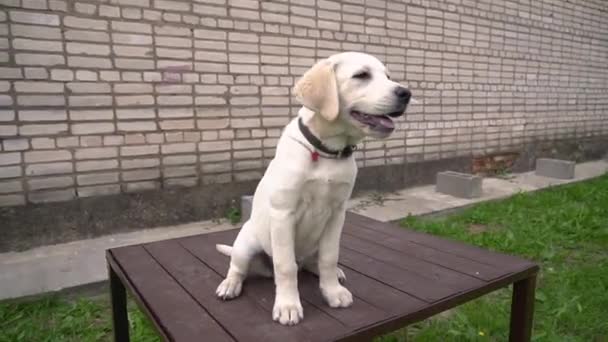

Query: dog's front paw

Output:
[272, 296, 303, 326]
[216, 277, 243, 300]
[321, 284, 353, 308]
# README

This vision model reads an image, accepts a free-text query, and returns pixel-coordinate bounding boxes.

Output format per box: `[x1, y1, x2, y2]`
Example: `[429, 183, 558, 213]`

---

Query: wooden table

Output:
[107, 212, 539, 342]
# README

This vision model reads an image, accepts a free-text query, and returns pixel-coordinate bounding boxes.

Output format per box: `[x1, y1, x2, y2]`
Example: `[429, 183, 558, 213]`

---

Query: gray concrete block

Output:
[535, 158, 575, 179]
[241, 195, 253, 222]
[436, 171, 483, 199]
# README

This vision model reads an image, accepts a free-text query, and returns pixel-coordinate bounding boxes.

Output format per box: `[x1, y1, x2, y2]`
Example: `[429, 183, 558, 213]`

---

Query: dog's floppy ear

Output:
[293, 59, 339, 122]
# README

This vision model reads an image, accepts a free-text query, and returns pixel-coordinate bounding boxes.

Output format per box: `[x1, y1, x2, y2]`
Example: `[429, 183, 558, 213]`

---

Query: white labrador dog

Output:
[215, 52, 411, 325]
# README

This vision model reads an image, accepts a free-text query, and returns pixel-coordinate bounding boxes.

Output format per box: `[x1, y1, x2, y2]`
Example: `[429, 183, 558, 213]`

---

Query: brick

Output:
[115, 58, 155, 70]
[112, 21, 151, 33]
[68, 56, 112, 69]
[76, 70, 98, 81]
[31, 137, 55, 149]
[154, 25, 191, 37]
[76, 172, 118, 185]
[0, 95, 13, 107]
[0, 152, 21, 166]
[162, 155, 197, 166]
[535, 158, 576, 179]
[229, 64, 259, 74]
[156, 36, 191, 48]
[10, 11, 60, 26]
[69, 95, 113, 107]
[67, 42, 111, 56]
[158, 108, 194, 118]
[155, 0, 190, 11]
[120, 145, 159, 156]
[72, 122, 115, 135]
[49, 0, 68, 11]
[13, 38, 63, 52]
[74, 147, 118, 160]
[99, 5, 120, 17]
[0, 194, 26, 206]
[64, 16, 107, 30]
[76, 159, 118, 172]
[164, 176, 197, 188]
[29, 188, 75, 203]
[78, 184, 121, 197]
[121, 157, 159, 169]
[0, 67, 22, 79]
[159, 119, 194, 130]
[194, 62, 227, 73]
[124, 180, 158, 192]
[116, 95, 154, 106]
[18, 110, 67, 122]
[117, 121, 157, 132]
[156, 47, 191, 59]
[3, 139, 29, 151]
[17, 94, 65, 106]
[0, 180, 22, 194]
[0, 110, 15, 121]
[194, 51, 227, 62]
[199, 141, 231, 152]
[65, 29, 110, 42]
[81, 136, 103, 147]
[436, 171, 483, 199]
[15, 81, 63, 93]
[229, 32, 258, 43]
[157, 95, 192, 106]
[193, 4, 227, 16]
[20, 124, 69, 136]
[123, 169, 160, 181]
[50, 69, 74, 81]
[0, 165, 22, 179]
[25, 150, 71, 163]
[28, 175, 73, 190]
[75, 2, 96, 14]
[112, 33, 153, 45]
[66, 82, 111, 94]
[26, 162, 72, 176]
[161, 142, 195, 154]
[69, 109, 113, 121]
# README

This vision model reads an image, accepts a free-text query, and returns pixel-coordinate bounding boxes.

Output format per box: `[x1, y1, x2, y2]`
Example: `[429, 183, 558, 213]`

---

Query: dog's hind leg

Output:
[216, 244, 273, 278]
[216, 223, 262, 299]
[302, 254, 346, 283]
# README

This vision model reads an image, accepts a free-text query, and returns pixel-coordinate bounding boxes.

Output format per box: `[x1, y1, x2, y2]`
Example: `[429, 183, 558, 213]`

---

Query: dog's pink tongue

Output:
[376, 116, 394, 129]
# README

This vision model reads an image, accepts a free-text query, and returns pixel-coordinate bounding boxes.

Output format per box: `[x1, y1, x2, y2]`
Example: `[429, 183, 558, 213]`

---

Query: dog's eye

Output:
[386, 74, 391, 80]
[352, 71, 371, 80]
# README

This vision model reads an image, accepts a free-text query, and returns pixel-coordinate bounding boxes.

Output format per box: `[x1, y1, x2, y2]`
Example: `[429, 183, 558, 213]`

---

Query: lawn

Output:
[1, 174, 607, 341]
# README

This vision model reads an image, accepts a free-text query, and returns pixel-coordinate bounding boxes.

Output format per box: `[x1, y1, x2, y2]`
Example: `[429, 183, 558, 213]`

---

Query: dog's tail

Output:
[216, 244, 232, 256]
[215, 244, 273, 278]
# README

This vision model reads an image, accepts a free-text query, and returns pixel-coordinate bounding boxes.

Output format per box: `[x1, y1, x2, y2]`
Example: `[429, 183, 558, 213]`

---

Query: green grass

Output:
[382, 173, 608, 342]
[0, 296, 159, 342]
[1, 174, 607, 341]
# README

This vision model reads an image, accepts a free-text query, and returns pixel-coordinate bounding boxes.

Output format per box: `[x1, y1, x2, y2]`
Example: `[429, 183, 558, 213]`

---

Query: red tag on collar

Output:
[311, 151, 319, 162]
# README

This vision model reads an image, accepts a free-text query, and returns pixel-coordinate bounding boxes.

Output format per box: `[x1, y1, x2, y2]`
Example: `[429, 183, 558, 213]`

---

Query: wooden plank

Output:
[297, 271, 388, 329]
[144, 240, 320, 342]
[338, 247, 457, 303]
[344, 221, 505, 281]
[335, 265, 427, 316]
[336, 266, 539, 342]
[110, 246, 234, 342]
[346, 212, 534, 270]
[342, 234, 485, 289]
[179, 231, 349, 341]
[182, 230, 391, 331]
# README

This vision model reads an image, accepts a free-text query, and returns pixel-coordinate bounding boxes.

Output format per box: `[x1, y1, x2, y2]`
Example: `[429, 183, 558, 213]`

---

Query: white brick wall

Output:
[0, 0, 607, 206]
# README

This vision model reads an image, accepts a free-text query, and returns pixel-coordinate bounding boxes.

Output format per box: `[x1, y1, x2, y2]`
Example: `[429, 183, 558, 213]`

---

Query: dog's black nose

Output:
[394, 87, 411, 104]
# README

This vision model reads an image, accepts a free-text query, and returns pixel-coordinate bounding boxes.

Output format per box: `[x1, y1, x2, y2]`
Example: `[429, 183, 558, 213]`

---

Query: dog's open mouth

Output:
[350, 110, 396, 133]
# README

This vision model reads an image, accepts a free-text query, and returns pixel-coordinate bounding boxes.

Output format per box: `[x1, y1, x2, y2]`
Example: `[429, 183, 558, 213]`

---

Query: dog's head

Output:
[294, 52, 411, 139]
